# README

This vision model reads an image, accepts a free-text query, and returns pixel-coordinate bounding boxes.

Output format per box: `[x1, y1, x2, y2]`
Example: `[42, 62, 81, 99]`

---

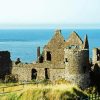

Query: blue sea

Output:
[0, 29, 100, 63]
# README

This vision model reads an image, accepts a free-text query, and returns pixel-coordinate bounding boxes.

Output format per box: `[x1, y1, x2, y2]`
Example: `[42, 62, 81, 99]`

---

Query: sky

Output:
[0, 0, 100, 28]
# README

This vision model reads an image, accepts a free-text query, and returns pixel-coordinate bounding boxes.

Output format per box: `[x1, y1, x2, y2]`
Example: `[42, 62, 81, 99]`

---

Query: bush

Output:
[5, 74, 18, 83]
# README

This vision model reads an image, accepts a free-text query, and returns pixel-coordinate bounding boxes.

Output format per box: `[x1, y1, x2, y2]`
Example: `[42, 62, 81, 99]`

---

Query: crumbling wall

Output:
[11, 31, 90, 89]
[49, 68, 65, 81]
[12, 63, 45, 81]
[65, 31, 83, 49]
[93, 48, 100, 66]
[43, 30, 65, 64]
[0, 51, 12, 79]
[11, 62, 65, 81]
[91, 48, 100, 92]
[64, 48, 90, 88]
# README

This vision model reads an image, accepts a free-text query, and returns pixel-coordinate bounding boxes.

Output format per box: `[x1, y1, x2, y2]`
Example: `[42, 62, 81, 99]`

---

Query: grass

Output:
[0, 81, 88, 100]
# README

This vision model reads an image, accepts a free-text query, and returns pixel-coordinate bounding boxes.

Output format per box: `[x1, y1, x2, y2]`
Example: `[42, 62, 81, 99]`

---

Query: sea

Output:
[0, 29, 100, 63]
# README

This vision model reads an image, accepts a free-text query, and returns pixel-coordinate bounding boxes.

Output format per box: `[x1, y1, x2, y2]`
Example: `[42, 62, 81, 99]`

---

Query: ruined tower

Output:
[64, 32, 90, 89]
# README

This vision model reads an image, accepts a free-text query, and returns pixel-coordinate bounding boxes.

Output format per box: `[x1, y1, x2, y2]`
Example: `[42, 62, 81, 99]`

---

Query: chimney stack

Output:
[37, 47, 40, 61]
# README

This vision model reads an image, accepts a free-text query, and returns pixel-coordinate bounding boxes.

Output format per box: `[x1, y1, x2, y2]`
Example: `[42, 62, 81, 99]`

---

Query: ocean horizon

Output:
[0, 29, 100, 63]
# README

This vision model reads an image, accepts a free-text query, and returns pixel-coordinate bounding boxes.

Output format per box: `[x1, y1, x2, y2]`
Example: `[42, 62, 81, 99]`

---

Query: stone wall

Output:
[12, 66, 45, 81]
[12, 49, 90, 88]
[93, 48, 100, 65]
[65, 31, 83, 49]
[64, 48, 90, 88]
[11, 62, 65, 81]
[49, 68, 65, 81]
[65, 72, 90, 89]
[43, 30, 65, 64]
[0, 51, 12, 79]
[10, 31, 91, 89]
[12, 66, 32, 81]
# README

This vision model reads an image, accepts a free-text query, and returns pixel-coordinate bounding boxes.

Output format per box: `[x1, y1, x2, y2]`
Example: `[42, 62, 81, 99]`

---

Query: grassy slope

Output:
[0, 83, 88, 100]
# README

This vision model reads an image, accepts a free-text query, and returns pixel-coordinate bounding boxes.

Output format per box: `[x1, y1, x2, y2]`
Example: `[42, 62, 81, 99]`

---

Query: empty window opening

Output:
[39, 55, 44, 63]
[83, 66, 86, 73]
[45, 68, 49, 79]
[47, 51, 51, 61]
[31, 69, 37, 80]
[65, 58, 68, 62]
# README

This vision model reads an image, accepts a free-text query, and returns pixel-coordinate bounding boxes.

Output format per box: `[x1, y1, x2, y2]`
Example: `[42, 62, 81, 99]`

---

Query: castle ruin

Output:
[3, 30, 90, 89]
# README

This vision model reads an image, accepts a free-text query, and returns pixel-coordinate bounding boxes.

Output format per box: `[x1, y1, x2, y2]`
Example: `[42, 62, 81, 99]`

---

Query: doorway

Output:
[31, 69, 37, 80]
[45, 68, 50, 79]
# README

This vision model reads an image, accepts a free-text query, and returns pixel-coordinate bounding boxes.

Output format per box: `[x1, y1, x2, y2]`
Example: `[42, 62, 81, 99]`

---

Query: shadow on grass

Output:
[60, 88, 88, 100]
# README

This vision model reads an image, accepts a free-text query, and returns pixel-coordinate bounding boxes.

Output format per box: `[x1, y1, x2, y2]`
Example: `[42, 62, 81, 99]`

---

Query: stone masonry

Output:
[0, 30, 91, 89]
[93, 48, 100, 66]
[0, 51, 11, 79]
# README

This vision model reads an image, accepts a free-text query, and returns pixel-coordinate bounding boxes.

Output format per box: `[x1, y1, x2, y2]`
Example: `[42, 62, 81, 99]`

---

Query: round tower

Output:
[64, 48, 90, 89]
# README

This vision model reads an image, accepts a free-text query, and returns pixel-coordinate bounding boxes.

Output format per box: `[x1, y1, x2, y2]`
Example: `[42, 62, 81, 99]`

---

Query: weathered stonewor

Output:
[43, 29, 65, 64]
[65, 31, 83, 49]
[0, 51, 12, 79]
[93, 48, 100, 66]
[1, 30, 91, 89]
[64, 48, 90, 89]
[11, 61, 65, 81]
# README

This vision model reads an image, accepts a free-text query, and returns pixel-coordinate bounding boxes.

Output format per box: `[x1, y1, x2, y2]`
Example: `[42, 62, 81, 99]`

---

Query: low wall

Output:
[11, 62, 65, 81]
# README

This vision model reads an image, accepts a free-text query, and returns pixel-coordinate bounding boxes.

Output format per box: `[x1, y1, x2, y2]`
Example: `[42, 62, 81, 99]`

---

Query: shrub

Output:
[5, 74, 18, 83]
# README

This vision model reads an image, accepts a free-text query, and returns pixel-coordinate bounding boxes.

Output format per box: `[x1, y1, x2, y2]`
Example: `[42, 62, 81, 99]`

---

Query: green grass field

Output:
[0, 81, 88, 100]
